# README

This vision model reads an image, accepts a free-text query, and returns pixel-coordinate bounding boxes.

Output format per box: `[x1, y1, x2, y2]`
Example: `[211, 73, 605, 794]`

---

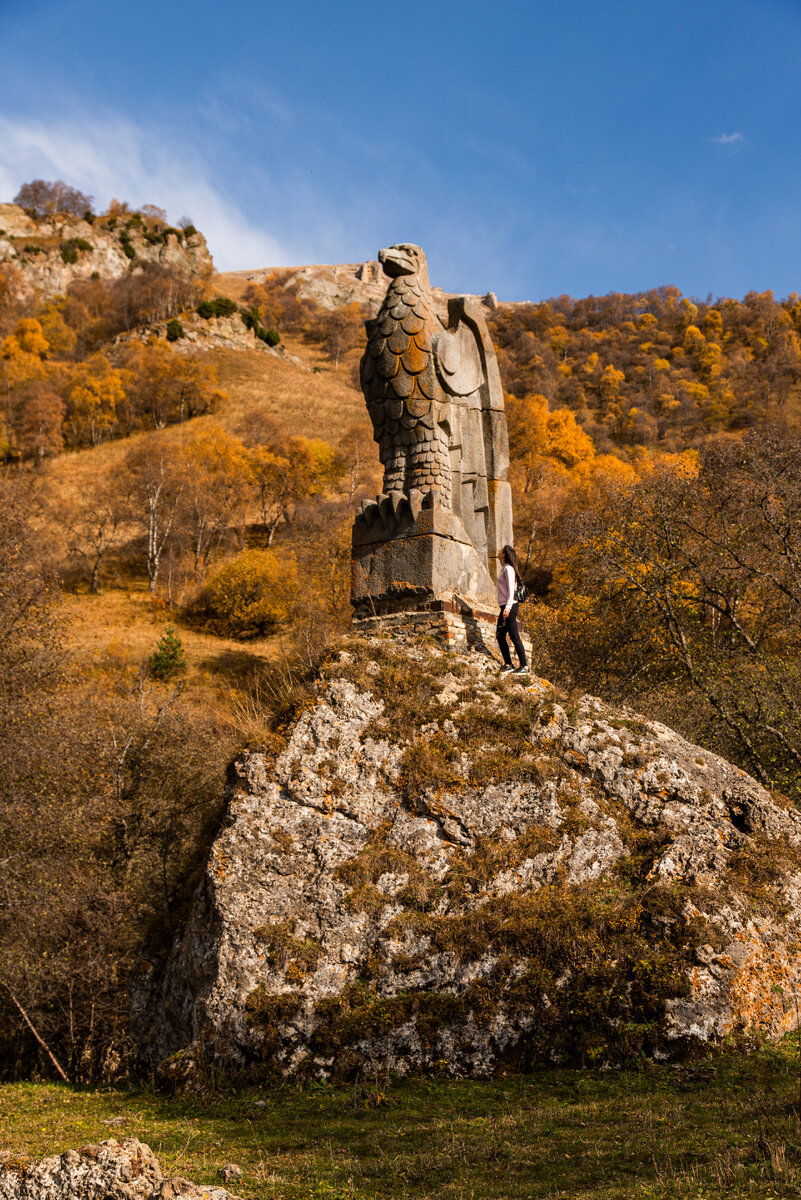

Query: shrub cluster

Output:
[195, 297, 282, 345]
[165, 318, 185, 342]
[118, 230, 136, 260]
[203, 549, 297, 638]
[197, 296, 238, 320]
[60, 237, 93, 264]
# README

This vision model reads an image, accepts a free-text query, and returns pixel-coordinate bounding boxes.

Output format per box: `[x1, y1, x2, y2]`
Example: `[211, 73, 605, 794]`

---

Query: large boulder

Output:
[0, 1138, 240, 1200]
[136, 638, 801, 1081]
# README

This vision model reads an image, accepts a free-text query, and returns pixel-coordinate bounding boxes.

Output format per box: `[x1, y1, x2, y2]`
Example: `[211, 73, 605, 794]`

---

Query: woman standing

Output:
[496, 545, 528, 675]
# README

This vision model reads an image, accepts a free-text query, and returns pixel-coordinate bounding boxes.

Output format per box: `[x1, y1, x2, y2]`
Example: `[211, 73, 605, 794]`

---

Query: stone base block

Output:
[352, 601, 533, 662]
[351, 511, 497, 616]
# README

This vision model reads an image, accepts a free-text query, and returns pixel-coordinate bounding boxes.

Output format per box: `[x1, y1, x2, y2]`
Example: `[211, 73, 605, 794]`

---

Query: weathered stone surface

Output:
[0, 1138, 241, 1200]
[354, 245, 512, 613]
[0, 205, 212, 304]
[222, 260, 500, 316]
[137, 638, 801, 1080]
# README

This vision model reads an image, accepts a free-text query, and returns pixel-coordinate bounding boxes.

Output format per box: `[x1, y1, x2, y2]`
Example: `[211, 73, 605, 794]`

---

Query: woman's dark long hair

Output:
[501, 544, 522, 583]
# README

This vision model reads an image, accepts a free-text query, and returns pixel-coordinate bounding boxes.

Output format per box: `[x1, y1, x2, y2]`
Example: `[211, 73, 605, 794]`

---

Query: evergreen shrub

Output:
[148, 625, 186, 680]
[61, 237, 94, 261]
[197, 297, 238, 320]
[166, 319, 185, 342]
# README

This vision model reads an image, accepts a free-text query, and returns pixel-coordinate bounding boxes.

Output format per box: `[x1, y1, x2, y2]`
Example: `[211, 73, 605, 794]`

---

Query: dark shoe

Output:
[513, 665, 530, 675]
[499, 664, 514, 674]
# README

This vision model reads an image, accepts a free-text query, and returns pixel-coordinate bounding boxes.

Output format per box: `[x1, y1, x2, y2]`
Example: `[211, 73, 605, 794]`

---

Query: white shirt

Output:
[497, 563, 515, 608]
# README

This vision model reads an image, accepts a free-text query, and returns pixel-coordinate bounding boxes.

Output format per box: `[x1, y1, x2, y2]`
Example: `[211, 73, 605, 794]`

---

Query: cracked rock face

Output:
[136, 640, 801, 1081]
[0, 1138, 241, 1200]
[0, 205, 212, 304]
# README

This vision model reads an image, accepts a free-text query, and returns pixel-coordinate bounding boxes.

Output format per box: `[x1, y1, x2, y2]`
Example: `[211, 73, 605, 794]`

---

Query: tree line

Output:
[488, 286, 801, 453]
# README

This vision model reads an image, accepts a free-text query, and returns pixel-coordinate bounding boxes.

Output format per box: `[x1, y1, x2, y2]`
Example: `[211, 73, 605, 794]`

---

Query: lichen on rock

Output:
[0, 1138, 241, 1200]
[136, 636, 801, 1082]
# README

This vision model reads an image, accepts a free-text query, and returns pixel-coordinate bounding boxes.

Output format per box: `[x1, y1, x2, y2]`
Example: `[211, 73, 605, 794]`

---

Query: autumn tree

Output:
[246, 442, 292, 544]
[105, 198, 131, 216]
[1, 318, 50, 456]
[59, 353, 127, 447]
[61, 266, 199, 354]
[336, 420, 382, 502]
[37, 300, 78, 357]
[13, 381, 65, 462]
[319, 301, 364, 368]
[1, 317, 49, 383]
[545, 428, 801, 798]
[122, 433, 184, 590]
[117, 342, 224, 432]
[65, 473, 128, 593]
[505, 391, 630, 582]
[241, 412, 347, 544]
[14, 179, 94, 217]
[110, 264, 200, 331]
[176, 423, 251, 579]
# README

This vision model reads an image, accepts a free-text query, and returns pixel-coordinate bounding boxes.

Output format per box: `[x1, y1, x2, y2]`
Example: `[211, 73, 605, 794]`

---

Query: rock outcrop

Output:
[223, 260, 499, 316]
[137, 637, 801, 1082]
[0, 1139, 241, 1200]
[0, 204, 212, 302]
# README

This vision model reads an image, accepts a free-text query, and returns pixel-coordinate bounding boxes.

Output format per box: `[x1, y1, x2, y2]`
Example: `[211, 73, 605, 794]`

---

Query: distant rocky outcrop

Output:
[225, 260, 499, 315]
[136, 637, 801, 1083]
[0, 1139, 241, 1200]
[110, 313, 308, 368]
[0, 204, 212, 302]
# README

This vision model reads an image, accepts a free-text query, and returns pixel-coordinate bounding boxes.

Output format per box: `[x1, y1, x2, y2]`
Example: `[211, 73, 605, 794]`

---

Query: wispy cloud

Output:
[0, 113, 291, 270]
[710, 131, 746, 146]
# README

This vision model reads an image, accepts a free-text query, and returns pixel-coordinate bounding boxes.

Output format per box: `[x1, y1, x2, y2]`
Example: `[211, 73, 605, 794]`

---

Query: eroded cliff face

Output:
[0, 204, 212, 301]
[137, 638, 801, 1083]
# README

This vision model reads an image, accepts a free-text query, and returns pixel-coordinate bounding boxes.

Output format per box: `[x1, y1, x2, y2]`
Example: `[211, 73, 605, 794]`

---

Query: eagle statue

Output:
[354, 242, 512, 612]
[360, 243, 454, 505]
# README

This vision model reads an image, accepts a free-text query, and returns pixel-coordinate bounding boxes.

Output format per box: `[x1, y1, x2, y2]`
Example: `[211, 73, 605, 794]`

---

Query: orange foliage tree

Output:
[176, 424, 251, 579]
[542, 428, 801, 797]
[117, 342, 224, 432]
[59, 353, 127, 447]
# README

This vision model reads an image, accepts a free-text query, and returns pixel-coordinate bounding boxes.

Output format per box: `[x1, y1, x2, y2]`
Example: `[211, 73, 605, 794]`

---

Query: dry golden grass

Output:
[35, 298, 373, 690]
[202, 268, 293, 304]
[208, 345, 365, 441]
[60, 585, 277, 714]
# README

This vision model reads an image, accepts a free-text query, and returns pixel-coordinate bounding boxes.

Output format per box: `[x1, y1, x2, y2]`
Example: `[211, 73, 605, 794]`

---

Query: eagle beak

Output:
[379, 246, 414, 277]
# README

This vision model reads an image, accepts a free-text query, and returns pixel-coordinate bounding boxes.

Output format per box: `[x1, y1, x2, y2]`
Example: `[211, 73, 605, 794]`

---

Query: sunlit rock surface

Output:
[137, 638, 801, 1082]
[0, 1138, 241, 1200]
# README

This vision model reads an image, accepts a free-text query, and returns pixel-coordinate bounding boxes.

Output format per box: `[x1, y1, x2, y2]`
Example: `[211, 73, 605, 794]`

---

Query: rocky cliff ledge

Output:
[137, 637, 801, 1083]
[0, 204, 212, 301]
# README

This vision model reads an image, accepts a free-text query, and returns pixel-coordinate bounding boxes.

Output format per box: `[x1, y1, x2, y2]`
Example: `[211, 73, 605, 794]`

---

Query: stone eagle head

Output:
[378, 243, 429, 286]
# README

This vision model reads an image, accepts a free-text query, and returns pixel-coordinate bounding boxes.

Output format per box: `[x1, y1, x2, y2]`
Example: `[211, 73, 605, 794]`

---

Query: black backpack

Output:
[514, 578, 527, 605]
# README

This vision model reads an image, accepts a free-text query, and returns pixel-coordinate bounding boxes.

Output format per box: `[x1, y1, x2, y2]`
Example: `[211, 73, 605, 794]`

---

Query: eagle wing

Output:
[433, 324, 483, 398]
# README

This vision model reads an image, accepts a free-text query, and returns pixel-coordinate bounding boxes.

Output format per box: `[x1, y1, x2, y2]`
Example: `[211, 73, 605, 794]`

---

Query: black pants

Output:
[496, 603, 527, 667]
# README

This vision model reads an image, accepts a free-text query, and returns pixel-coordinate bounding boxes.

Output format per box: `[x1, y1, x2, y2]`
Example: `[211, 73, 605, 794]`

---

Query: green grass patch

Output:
[5, 1046, 801, 1197]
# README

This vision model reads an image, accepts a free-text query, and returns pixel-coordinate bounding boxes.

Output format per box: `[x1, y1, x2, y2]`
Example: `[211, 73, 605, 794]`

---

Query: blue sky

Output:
[1, 0, 800, 301]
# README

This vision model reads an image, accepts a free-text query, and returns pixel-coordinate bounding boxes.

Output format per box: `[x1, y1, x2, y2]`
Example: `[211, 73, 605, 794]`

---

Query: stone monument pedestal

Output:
[351, 496, 497, 617]
[351, 598, 533, 662]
